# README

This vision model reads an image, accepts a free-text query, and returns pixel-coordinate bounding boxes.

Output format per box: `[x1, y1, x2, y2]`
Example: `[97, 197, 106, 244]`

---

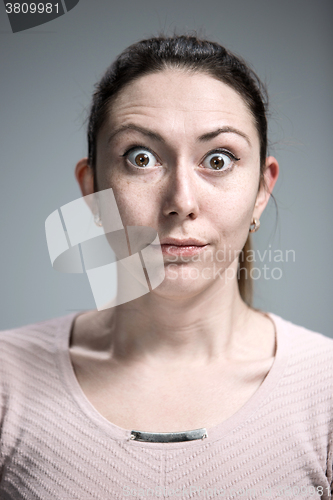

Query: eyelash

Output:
[120, 144, 240, 172]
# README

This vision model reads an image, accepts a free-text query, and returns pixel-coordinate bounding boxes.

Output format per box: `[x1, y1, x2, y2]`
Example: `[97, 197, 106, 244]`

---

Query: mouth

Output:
[151, 243, 209, 257]
[159, 237, 207, 246]
[149, 236, 209, 257]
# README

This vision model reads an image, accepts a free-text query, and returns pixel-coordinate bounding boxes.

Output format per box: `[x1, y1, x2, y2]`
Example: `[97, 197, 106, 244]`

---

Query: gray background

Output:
[0, 0, 332, 336]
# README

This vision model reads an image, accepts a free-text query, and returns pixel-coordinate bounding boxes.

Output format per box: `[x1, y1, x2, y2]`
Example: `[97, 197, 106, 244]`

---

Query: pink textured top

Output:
[0, 311, 333, 500]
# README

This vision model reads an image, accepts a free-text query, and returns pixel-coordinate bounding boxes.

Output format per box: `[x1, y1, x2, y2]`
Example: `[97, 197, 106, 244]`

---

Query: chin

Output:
[150, 268, 213, 299]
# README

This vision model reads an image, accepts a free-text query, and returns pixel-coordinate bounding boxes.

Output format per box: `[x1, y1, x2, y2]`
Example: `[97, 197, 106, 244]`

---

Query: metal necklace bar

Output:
[130, 428, 208, 443]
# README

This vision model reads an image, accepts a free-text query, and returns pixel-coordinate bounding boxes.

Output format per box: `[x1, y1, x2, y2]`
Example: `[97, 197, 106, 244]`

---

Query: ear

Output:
[75, 158, 95, 197]
[253, 156, 279, 219]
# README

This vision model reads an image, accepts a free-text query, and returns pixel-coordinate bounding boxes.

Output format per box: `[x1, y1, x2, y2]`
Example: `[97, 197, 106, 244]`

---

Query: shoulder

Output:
[269, 311, 333, 384]
[0, 313, 75, 347]
[0, 313, 77, 427]
[268, 313, 333, 431]
[270, 312, 333, 350]
[268, 314, 333, 484]
[0, 313, 76, 377]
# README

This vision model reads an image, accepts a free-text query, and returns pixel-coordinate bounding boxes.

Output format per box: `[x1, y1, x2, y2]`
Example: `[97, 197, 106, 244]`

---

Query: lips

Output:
[150, 237, 208, 257]
[159, 237, 207, 246]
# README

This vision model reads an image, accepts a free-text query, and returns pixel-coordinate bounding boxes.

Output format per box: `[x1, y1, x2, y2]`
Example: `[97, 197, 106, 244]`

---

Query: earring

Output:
[94, 213, 103, 227]
[249, 218, 260, 233]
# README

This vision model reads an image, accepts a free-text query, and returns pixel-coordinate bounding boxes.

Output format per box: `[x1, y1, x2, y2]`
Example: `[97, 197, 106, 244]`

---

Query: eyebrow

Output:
[107, 124, 166, 145]
[198, 126, 251, 146]
[107, 124, 251, 147]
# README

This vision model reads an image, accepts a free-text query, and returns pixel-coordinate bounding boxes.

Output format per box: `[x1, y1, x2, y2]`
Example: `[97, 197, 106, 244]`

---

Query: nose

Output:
[161, 162, 200, 220]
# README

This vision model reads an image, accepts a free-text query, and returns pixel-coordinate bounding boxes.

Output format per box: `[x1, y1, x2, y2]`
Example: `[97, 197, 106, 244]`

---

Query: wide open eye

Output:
[126, 148, 159, 168]
[202, 150, 239, 171]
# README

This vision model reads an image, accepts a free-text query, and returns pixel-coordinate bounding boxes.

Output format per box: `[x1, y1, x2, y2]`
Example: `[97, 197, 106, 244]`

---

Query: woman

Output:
[1, 35, 332, 499]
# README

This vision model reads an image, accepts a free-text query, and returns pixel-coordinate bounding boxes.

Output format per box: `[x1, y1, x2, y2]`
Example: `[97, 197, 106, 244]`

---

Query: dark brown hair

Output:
[87, 35, 271, 306]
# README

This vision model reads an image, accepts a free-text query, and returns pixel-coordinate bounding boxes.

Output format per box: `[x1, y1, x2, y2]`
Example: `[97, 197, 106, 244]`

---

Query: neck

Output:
[95, 259, 254, 368]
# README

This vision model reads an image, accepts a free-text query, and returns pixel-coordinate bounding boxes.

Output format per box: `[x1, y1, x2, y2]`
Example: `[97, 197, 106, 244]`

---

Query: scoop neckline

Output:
[55, 310, 289, 450]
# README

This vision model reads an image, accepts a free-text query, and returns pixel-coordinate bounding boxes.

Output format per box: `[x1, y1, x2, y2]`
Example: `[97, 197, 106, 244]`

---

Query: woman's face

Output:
[92, 69, 276, 298]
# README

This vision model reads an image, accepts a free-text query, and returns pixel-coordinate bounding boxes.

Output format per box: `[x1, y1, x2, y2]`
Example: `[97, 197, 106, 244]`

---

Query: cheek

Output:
[209, 182, 257, 229]
[205, 180, 258, 254]
[105, 178, 157, 227]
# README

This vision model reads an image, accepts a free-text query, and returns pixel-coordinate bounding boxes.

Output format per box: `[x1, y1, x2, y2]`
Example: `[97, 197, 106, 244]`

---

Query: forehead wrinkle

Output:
[111, 70, 256, 123]
[107, 99, 256, 148]
[112, 100, 248, 114]
[106, 121, 253, 150]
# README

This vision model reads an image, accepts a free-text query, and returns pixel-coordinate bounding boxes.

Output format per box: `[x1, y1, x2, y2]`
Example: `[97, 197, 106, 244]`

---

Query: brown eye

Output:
[202, 151, 235, 171]
[135, 153, 149, 167]
[210, 155, 225, 170]
[126, 148, 158, 168]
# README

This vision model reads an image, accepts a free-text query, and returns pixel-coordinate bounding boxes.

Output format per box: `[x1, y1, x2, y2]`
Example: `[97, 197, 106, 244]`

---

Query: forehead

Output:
[102, 69, 258, 145]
